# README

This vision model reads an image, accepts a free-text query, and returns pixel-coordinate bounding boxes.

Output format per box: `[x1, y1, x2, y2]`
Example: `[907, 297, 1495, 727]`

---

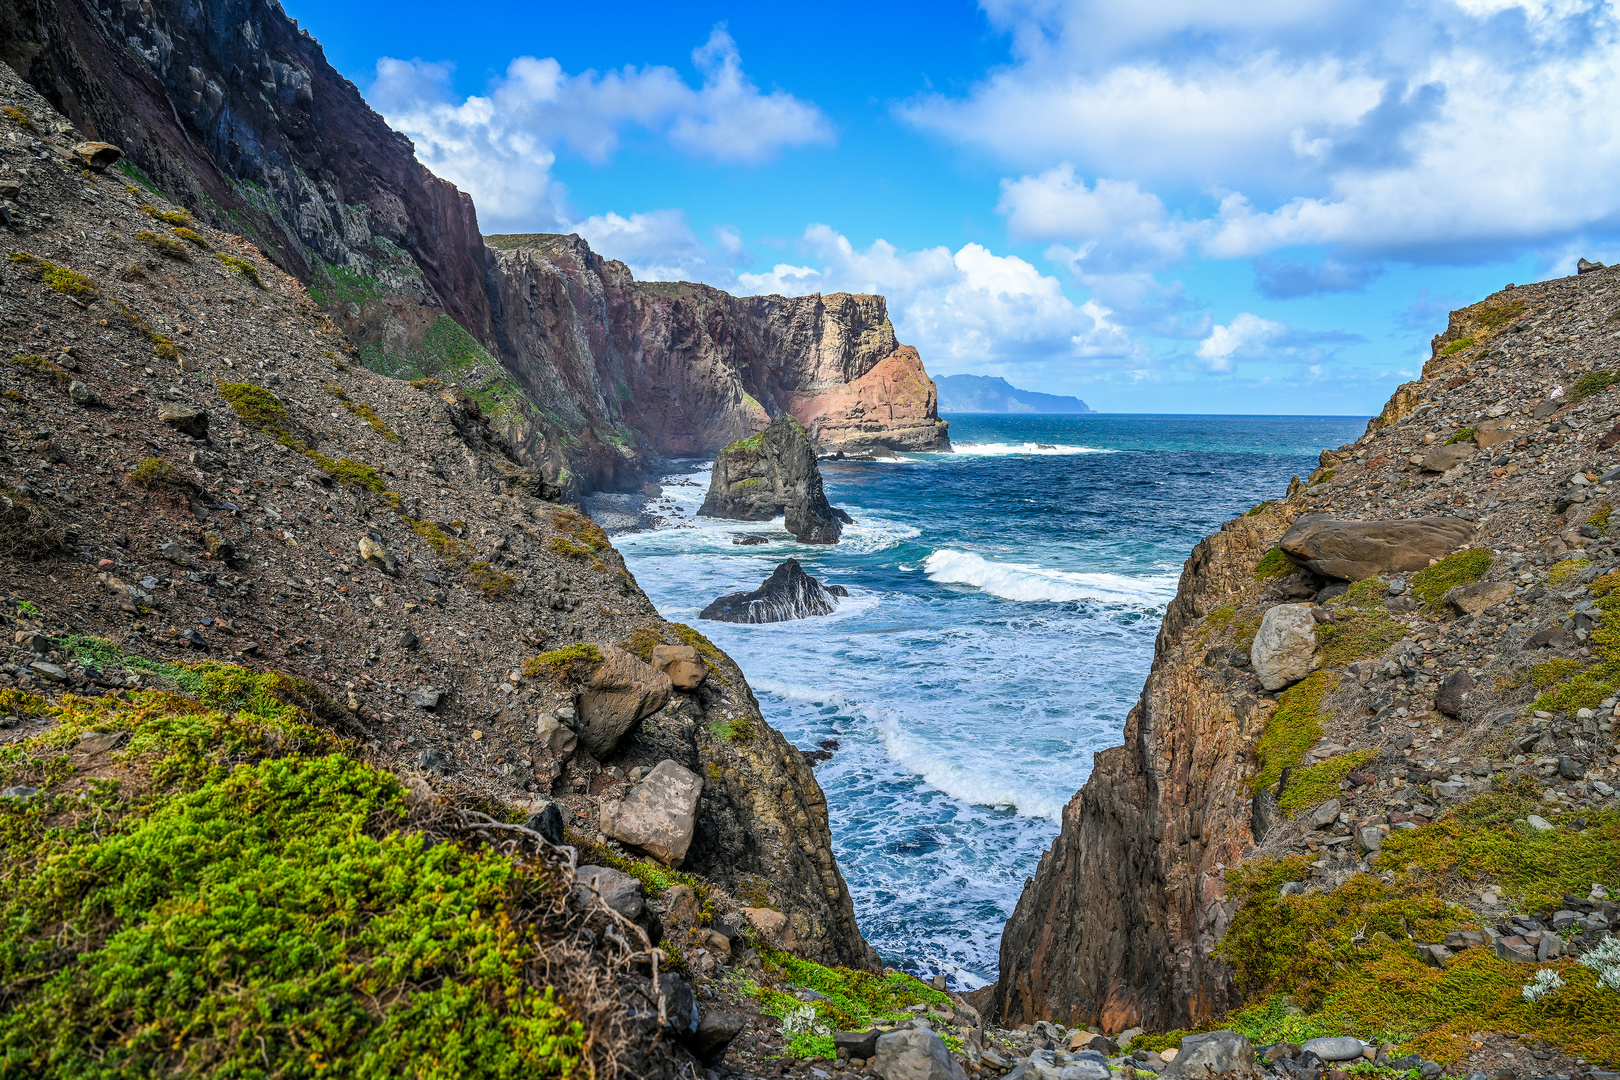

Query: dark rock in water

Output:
[826, 583, 849, 597]
[732, 534, 770, 546]
[700, 559, 843, 623]
[699, 415, 853, 543]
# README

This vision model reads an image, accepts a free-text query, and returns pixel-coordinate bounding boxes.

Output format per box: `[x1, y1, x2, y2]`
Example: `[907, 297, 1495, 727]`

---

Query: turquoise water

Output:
[612, 413, 1367, 984]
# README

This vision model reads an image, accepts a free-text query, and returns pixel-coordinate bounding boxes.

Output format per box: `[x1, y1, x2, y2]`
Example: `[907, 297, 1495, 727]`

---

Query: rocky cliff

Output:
[0, 0, 950, 500]
[992, 266, 1620, 1068]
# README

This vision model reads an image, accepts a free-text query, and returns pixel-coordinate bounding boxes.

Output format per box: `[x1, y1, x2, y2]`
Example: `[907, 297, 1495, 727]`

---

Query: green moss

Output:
[551, 509, 609, 552]
[0, 667, 588, 1076]
[411, 519, 475, 563]
[112, 300, 178, 360]
[1255, 547, 1294, 580]
[217, 382, 288, 428]
[1, 105, 34, 130]
[467, 561, 515, 597]
[1475, 299, 1526, 330]
[548, 536, 592, 559]
[1328, 578, 1390, 610]
[1199, 605, 1237, 645]
[708, 717, 758, 745]
[1572, 370, 1619, 401]
[214, 253, 263, 288]
[747, 949, 950, 1036]
[1589, 507, 1614, 533]
[1442, 337, 1475, 355]
[1246, 501, 1276, 517]
[127, 457, 190, 492]
[1531, 657, 1583, 688]
[522, 644, 603, 682]
[1548, 557, 1592, 586]
[10, 353, 72, 384]
[618, 627, 664, 663]
[141, 204, 194, 228]
[323, 383, 400, 441]
[171, 226, 208, 248]
[1250, 671, 1336, 795]
[1446, 428, 1476, 445]
[568, 833, 708, 899]
[1411, 548, 1492, 609]
[1317, 608, 1404, 668]
[1279, 749, 1378, 818]
[8, 252, 97, 299]
[135, 229, 190, 259]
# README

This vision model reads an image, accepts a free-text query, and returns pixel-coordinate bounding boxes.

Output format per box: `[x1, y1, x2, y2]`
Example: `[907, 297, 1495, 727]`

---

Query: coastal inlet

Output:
[603, 413, 1367, 985]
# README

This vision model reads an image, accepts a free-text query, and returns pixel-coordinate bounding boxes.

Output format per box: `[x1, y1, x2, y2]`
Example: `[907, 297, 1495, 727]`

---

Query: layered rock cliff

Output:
[0, 0, 950, 500]
[992, 267, 1620, 1055]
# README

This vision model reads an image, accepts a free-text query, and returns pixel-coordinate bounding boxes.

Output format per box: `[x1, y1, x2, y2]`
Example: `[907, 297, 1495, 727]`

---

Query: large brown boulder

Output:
[577, 644, 673, 758]
[1420, 441, 1475, 472]
[1279, 515, 1476, 581]
[600, 760, 704, 866]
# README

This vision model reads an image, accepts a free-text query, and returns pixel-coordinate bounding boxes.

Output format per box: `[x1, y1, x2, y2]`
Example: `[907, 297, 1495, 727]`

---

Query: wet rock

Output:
[699, 558, 842, 624]
[1251, 604, 1318, 691]
[157, 402, 209, 439]
[577, 644, 673, 757]
[1278, 515, 1477, 581]
[732, 534, 770, 546]
[699, 414, 853, 543]
[871, 1026, 968, 1080]
[599, 759, 703, 866]
[651, 643, 707, 690]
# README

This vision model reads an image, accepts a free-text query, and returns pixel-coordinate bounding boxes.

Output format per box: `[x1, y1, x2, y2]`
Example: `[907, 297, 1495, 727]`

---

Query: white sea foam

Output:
[876, 715, 1069, 820]
[923, 549, 1177, 606]
[945, 441, 1117, 457]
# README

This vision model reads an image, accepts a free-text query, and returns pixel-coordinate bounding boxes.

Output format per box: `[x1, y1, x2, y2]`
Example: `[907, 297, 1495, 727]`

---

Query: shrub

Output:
[215, 253, 263, 287]
[619, 627, 664, 663]
[140, 204, 194, 227]
[1411, 549, 1492, 609]
[135, 229, 190, 259]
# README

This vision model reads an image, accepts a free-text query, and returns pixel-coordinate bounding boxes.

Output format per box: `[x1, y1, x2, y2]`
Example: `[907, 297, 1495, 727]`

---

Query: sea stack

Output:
[700, 560, 848, 623]
[699, 415, 853, 543]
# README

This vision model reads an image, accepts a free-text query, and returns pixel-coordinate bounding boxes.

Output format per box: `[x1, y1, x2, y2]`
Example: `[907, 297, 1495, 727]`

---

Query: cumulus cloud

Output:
[904, 0, 1620, 265]
[369, 28, 832, 231]
[1195, 312, 1364, 371]
[734, 227, 1136, 370]
[571, 209, 753, 285]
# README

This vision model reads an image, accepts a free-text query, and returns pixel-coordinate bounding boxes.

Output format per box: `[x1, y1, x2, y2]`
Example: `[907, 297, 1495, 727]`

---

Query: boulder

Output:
[1579, 257, 1606, 274]
[836, 1030, 882, 1059]
[690, 1010, 747, 1065]
[575, 865, 648, 922]
[1473, 419, 1518, 449]
[1300, 1037, 1366, 1063]
[1013, 1049, 1110, 1080]
[742, 906, 798, 949]
[871, 1027, 968, 1080]
[1446, 580, 1513, 616]
[1163, 1030, 1255, 1078]
[651, 643, 708, 690]
[699, 558, 842, 623]
[157, 402, 209, 439]
[698, 414, 854, 543]
[520, 802, 565, 845]
[599, 760, 703, 866]
[1279, 515, 1477, 581]
[1435, 671, 1476, 717]
[576, 644, 673, 758]
[657, 972, 699, 1037]
[72, 140, 122, 170]
[1420, 442, 1475, 472]
[1250, 605, 1318, 691]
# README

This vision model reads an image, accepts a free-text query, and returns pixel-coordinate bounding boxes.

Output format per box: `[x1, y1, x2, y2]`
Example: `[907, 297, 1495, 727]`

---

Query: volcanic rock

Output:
[1278, 515, 1477, 580]
[699, 559, 843, 623]
[576, 644, 673, 758]
[599, 759, 703, 866]
[699, 415, 853, 543]
[1250, 604, 1318, 691]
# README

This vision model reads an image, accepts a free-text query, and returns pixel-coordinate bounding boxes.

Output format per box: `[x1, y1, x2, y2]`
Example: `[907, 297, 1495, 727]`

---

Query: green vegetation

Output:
[308, 261, 387, 307]
[141, 204, 194, 228]
[1527, 569, 1620, 711]
[218, 382, 390, 499]
[1250, 671, 1336, 795]
[708, 716, 758, 745]
[1446, 428, 1476, 445]
[218, 381, 288, 427]
[127, 457, 191, 492]
[467, 561, 515, 597]
[112, 300, 178, 360]
[1572, 370, 1619, 401]
[1531, 657, 1583, 688]
[1279, 749, 1378, 818]
[1199, 604, 1237, 646]
[9, 354, 72, 385]
[323, 383, 400, 441]
[548, 536, 593, 559]
[2, 105, 34, 130]
[8, 252, 97, 299]
[743, 948, 950, 1053]
[1441, 337, 1475, 355]
[569, 833, 709, 900]
[15, 600, 39, 618]
[214, 253, 263, 288]
[171, 226, 208, 248]
[1410, 548, 1492, 609]
[523, 643, 603, 682]
[411, 519, 475, 563]
[135, 229, 190, 259]
[1245, 501, 1276, 517]
[1317, 587, 1403, 668]
[0, 664, 591, 1077]
[1589, 506, 1614, 533]
[1254, 547, 1294, 580]
[1475, 299, 1526, 330]
[1548, 557, 1592, 586]
[618, 627, 664, 663]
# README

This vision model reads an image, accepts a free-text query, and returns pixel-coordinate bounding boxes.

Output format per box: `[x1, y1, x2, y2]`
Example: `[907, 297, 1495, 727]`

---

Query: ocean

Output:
[607, 413, 1368, 985]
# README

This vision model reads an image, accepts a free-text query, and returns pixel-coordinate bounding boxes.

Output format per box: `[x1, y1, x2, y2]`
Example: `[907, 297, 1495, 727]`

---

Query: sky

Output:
[281, 0, 1620, 415]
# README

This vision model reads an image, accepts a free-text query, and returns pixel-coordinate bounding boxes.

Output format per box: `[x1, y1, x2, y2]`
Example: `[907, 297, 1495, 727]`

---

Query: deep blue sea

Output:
[611, 413, 1367, 985]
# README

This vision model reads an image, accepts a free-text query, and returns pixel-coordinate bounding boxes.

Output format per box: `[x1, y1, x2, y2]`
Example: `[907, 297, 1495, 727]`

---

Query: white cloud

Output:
[903, 0, 1620, 265]
[572, 209, 752, 285]
[735, 227, 1136, 370]
[1197, 313, 1288, 371]
[368, 28, 831, 232]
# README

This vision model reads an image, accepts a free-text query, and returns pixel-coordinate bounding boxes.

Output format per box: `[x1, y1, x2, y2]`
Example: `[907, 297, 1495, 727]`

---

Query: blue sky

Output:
[283, 0, 1617, 414]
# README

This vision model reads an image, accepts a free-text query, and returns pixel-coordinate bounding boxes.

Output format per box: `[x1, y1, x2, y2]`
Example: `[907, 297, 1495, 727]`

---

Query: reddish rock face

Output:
[787, 344, 951, 454]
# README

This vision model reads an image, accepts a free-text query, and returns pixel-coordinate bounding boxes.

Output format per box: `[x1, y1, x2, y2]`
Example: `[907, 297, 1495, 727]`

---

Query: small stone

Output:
[1558, 756, 1585, 780]
[600, 759, 703, 866]
[75, 730, 127, 754]
[28, 661, 66, 682]
[412, 687, 443, 709]
[13, 631, 50, 654]
[417, 746, 452, 774]
[1356, 825, 1384, 852]
[651, 643, 708, 690]
[1, 785, 39, 800]
[1309, 799, 1342, 829]
[470, 729, 483, 741]
[358, 535, 395, 573]
[521, 802, 566, 844]
[158, 541, 196, 567]
[536, 713, 578, 756]
[1435, 671, 1476, 717]
[1301, 1038, 1368, 1063]
[68, 380, 100, 406]
[1251, 604, 1319, 691]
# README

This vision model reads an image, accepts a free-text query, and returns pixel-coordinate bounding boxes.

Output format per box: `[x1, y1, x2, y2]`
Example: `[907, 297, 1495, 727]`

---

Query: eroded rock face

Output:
[699, 417, 853, 543]
[600, 759, 703, 866]
[1278, 515, 1477, 580]
[577, 644, 673, 758]
[699, 559, 843, 623]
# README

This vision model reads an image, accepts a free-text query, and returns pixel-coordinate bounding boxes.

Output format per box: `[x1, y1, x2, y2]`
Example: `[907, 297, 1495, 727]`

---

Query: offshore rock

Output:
[1278, 515, 1477, 580]
[699, 559, 842, 623]
[699, 416, 853, 543]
